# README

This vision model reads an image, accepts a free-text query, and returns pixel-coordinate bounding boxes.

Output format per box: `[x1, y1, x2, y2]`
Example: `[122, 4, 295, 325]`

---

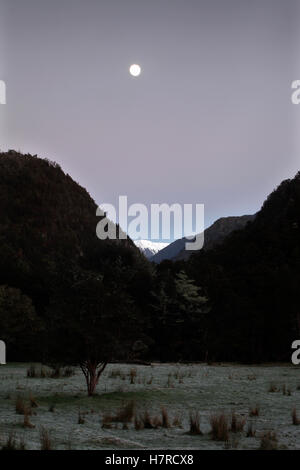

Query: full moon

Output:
[129, 64, 141, 77]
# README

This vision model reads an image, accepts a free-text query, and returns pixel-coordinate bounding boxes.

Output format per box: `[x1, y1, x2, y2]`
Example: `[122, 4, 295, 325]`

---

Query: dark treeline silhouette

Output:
[0, 151, 299, 393]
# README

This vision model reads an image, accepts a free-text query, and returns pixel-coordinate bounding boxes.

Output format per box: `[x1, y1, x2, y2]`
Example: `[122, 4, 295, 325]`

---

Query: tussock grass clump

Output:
[63, 367, 75, 378]
[102, 401, 135, 428]
[15, 396, 31, 416]
[39, 427, 52, 451]
[282, 384, 291, 396]
[246, 422, 256, 437]
[230, 412, 246, 433]
[224, 435, 240, 449]
[139, 408, 173, 430]
[116, 401, 135, 423]
[26, 365, 75, 379]
[292, 408, 300, 425]
[1, 433, 26, 451]
[172, 414, 182, 428]
[189, 411, 202, 435]
[29, 393, 38, 408]
[161, 407, 170, 429]
[142, 411, 155, 429]
[78, 410, 85, 425]
[259, 431, 278, 450]
[276, 384, 292, 396]
[101, 414, 114, 429]
[268, 383, 278, 393]
[249, 405, 260, 417]
[152, 415, 163, 429]
[134, 410, 163, 430]
[23, 410, 35, 429]
[129, 368, 137, 384]
[108, 368, 124, 379]
[166, 374, 174, 388]
[247, 374, 256, 381]
[210, 413, 229, 441]
[27, 365, 38, 378]
[134, 415, 144, 431]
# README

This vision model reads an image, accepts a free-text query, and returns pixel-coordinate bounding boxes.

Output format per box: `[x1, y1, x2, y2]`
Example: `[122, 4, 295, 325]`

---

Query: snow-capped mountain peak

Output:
[134, 239, 169, 259]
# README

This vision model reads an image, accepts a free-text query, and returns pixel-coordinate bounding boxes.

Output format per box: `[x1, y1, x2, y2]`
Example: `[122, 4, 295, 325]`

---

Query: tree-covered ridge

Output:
[0, 150, 144, 289]
[183, 172, 300, 362]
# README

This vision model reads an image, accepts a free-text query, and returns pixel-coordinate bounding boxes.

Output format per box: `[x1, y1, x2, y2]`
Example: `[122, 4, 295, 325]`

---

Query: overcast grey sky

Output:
[0, 0, 299, 239]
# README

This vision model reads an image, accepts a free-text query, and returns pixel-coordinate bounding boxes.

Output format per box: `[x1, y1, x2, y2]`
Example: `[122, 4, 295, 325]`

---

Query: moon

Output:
[129, 64, 141, 77]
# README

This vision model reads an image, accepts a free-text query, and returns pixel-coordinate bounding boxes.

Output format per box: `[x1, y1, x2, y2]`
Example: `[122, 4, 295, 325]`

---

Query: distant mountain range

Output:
[150, 215, 255, 263]
[134, 239, 169, 259]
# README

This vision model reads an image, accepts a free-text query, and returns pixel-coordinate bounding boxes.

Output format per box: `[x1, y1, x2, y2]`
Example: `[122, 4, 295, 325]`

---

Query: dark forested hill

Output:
[182, 172, 300, 362]
[0, 151, 151, 359]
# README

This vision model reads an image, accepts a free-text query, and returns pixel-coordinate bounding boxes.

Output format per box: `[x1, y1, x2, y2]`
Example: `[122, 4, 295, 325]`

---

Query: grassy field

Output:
[0, 362, 300, 450]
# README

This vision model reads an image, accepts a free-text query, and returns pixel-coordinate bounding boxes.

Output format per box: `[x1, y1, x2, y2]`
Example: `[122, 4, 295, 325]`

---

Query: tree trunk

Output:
[80, 361, 107, 396]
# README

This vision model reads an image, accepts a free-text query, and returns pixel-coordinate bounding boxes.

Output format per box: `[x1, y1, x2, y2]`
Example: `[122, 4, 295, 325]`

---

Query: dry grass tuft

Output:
[26, 365, 75, 379]
[259, 431, 278, 450]
[172, 414, 182, 428]
[161, 407, 171, 428]
[268, 383, 278, 393]
[134, 415, 144, 430]
[189, 411, 202, 435]
[78, 410, 85, 424]
[142, 411, 155, 429]
[102, 401, 135, 428]
[1, 432, 26, 451]
[230, 412, 246, 433]
[210, 413, 229, 441]
[29, 393, 38, 408]
[39, 427, 52, 451]
[129, 368, 137, 384]
[249, 405, 260, 417]
[292, 408, 300, 425]
[15, 396, 31, 416]
[246, 422, 256, 437]
[23, 410, 35, 429]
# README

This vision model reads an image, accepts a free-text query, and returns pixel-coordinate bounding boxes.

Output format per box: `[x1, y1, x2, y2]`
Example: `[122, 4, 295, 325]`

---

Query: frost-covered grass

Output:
[0, 362, 300, 450]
